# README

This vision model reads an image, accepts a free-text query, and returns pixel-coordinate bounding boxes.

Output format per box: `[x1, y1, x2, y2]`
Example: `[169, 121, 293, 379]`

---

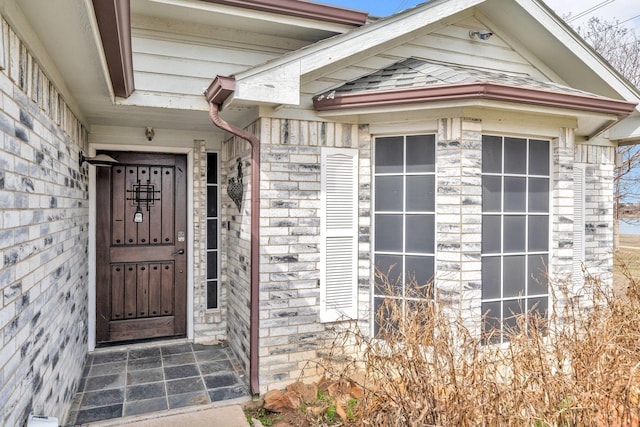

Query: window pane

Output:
[528, 178, 549, 213]
[207, 153, 218, 184]
[374, 297, 399, 337]
[482, 215, 501, 254]
[482, 176, 502, 212]
[375, 176, 403, 211]
[528, 216, 549, 252]
[405, 215, 434, 253]
[207, 280, 217, 309]
[207, 186, 217, 217]
[528, 255, 548, 295]
[375, 136, 404, 173]
[503, 215, 526, 252]
[375, 214, 403, 252]
[529, 140, 549, 176]
[406, 135, 435, 173]
[374, 255, 403, 296]
[482, 135, 502, 173]
[504, 137, 526, 174]
[406, 175, 435, 212]
[503, 255, 526, 297]
[207, 251, 217, 280]
[527, 297, 548, 322]
[207, 219, 217, 249]
[504, 299, 524, 334]
[405, 255, 434, 298]
[504, 177, 526, 212]
[482, 301, 502, 343]
[482, 257, 501, 299]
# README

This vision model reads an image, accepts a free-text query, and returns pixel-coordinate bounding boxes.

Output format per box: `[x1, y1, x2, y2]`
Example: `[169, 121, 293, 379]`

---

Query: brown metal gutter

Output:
[314, 82, 638, 117]
[92, 0, 135, 98]
[205, 76, 260, 395]
[200, 0, 368, 26]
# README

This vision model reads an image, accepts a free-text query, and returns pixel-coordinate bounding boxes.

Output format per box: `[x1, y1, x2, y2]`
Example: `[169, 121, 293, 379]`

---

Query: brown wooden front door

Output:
[96, 152, 187, 344]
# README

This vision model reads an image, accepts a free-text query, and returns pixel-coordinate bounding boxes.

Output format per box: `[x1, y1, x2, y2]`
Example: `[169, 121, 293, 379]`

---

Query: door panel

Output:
[96, 152, 187, 344]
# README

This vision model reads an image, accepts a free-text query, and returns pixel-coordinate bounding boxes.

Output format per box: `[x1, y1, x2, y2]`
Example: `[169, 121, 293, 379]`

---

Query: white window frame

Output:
[371, 134, 437, 336]
[480, 134, 551, 344]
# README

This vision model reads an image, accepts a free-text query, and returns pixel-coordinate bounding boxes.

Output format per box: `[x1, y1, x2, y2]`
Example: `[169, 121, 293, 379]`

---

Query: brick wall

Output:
[435, 118, 483, 336]
[0, 16, 89, 426]
[221, 118, 366, 392]
[230, 114, 614, 391]
[221, 126, 255, 380]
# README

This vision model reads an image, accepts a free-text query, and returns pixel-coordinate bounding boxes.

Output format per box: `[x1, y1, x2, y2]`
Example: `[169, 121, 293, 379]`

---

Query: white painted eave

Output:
[137, 0, 358, 40]
[607, 114, 640, 145]
[231, 0, 640, 147]
[233, 0, 487, 105]
[481, 0, 640, 108]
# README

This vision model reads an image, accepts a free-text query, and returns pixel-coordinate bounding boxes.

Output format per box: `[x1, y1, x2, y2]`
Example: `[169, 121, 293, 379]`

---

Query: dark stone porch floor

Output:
[65, 341, 249, 426]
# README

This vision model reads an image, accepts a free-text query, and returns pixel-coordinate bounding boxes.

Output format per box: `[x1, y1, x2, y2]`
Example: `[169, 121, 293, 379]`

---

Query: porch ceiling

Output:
[15, 0, 367, 134]
[12, 0, 256, 134]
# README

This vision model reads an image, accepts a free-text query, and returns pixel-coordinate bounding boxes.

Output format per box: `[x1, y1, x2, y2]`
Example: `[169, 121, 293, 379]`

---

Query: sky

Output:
[319, 0, 640, 30]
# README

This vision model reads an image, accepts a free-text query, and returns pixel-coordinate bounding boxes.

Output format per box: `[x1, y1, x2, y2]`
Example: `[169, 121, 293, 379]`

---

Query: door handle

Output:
[172, 249, 185, 256]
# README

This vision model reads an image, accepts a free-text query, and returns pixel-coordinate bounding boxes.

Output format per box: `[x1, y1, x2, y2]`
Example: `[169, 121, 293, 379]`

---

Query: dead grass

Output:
[317, 267, 640, 426]
[615, 235, 640, 296]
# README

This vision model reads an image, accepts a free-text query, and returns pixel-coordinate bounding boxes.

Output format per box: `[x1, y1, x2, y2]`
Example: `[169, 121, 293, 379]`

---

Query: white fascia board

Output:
[234, 0, 486, 105]
[148, 0, 355, 35]
[235, 61, 301, 105]
[515, 0, 640, 107]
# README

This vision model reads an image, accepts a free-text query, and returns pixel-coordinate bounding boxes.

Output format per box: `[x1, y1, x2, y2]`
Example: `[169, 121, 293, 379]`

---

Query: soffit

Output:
[477, 0, 640, 104]
[131, 0, 362, 41]
[14, 0, 357, 133]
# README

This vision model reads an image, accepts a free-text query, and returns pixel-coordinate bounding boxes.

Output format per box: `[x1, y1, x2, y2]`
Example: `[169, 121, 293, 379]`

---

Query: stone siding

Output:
[221, 123, 257, 380]
[246, 115, 614, 390]
[254, 118, 366, 392]
[435, 118, 483, 336]
[0, 16, 89, 426]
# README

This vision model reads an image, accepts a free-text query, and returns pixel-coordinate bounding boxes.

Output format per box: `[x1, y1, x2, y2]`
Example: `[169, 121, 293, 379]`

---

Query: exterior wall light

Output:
[145, 127, 155, 141]
[469, 30, 493, 40]
[79, 151, 119, 168]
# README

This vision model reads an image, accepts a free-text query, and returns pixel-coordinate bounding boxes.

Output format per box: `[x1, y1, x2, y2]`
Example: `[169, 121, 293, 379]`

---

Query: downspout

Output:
[205, 77, 260, 395]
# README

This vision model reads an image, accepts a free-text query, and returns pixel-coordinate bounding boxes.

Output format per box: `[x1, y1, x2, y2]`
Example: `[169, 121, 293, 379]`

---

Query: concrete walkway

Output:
[85, 401, 249, 426]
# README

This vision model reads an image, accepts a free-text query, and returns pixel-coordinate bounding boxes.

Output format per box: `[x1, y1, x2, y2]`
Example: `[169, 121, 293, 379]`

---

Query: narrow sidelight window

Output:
[206, 152, 220, 309]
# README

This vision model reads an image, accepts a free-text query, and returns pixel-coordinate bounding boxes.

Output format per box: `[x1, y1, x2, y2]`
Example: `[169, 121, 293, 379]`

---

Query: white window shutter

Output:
[320, 148, 358, 322]
[573, 165, 586, 287]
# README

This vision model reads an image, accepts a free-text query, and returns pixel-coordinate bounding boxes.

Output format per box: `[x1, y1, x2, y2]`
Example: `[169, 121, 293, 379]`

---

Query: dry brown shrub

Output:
[319, 268, 640, 426]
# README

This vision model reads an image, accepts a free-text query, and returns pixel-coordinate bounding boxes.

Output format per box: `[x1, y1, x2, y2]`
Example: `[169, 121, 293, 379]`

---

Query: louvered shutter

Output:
[573, 165, 586, 287]
[320, 148, 358, 322]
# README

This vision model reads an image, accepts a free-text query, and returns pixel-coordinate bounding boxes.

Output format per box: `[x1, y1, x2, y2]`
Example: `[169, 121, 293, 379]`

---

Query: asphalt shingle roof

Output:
[323, 58, 596, 98]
